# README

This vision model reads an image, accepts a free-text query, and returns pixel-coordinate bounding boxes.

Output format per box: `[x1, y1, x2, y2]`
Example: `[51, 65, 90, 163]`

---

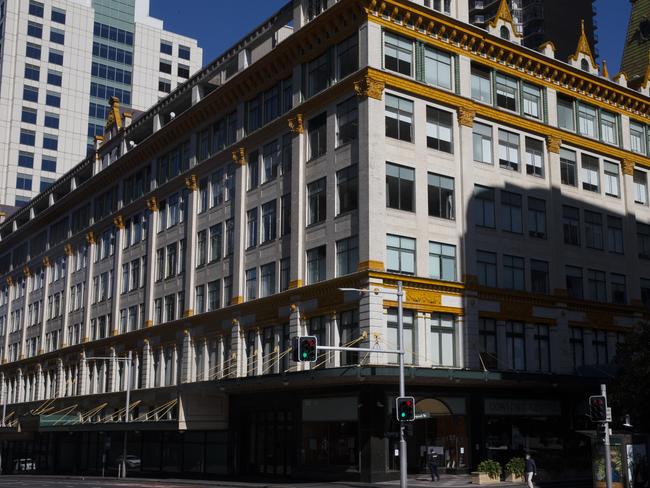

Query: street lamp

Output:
[84, 351, 132, 478]
[340, 281, 408, 488]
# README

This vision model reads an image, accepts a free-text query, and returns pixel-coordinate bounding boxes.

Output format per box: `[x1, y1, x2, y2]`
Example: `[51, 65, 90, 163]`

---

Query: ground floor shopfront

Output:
[0, 369, 609, 482]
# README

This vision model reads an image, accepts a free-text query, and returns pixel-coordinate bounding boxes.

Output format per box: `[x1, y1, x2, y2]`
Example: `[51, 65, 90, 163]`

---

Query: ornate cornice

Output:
[622, 159, 635, 176]
[457, 106, 476, 128]
[354, 75, 385, 100]
[231, 148, 247, 166]
[546, 135, 562, 154]
[287, 114, 304, 134]
[185, 174, 198, 192]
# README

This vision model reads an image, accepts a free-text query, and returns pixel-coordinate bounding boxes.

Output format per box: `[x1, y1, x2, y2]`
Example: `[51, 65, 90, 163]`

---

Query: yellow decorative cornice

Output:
[288, 279, 303, 289]
[231, 296, 244, 305]
[288, 114, 304, 134]
[569, 20, 596, 70]
[357, 260, 385, 272]
[22, 266, 31, 278]
[146, 197, 159, 212]
[85, 231, 96, 245]
[354, 75, 385, 100]
[185, 174, 198, 192]
[113, 215, 125, 230]
[42, 256, 51, 268]
[231, 147, 246, 166]
[622, 159, 635, 176]
[64, 243, 74, 257]
[546, 135, 562, 154]
[183, 309, 194, 318]
[457, 106, 476, 128]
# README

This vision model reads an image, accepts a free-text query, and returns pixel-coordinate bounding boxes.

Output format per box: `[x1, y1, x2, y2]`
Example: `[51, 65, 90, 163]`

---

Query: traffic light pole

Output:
[397, 280, 407, 488]
[601, 384, 612, 488]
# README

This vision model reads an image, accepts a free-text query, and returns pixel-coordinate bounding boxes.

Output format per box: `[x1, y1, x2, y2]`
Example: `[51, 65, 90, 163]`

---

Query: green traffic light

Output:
[302, 352, 307, 358]
[401, 412, 405, 418]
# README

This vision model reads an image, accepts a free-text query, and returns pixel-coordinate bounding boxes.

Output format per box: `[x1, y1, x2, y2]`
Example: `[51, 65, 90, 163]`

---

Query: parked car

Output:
[116, 454, 141, 469]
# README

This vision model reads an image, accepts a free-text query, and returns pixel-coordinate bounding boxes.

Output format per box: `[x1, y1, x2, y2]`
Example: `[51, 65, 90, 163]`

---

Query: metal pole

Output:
[601, 384, 612, 488]
[122, 352, 131, 479]
[397, 281, 407, 488]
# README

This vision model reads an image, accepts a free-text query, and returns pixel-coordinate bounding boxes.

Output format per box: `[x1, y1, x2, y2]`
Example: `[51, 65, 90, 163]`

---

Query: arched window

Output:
[500, 26, 510, 40]
[581, 58, 590, 72]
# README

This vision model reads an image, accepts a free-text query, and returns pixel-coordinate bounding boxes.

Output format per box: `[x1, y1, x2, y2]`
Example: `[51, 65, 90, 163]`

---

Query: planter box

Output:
[505, 474, 523, 482]
[471, 471, 501, 485]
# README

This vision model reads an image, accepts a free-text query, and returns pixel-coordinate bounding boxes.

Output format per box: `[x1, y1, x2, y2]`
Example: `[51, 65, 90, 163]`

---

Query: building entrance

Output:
[242, 408, 294, 476]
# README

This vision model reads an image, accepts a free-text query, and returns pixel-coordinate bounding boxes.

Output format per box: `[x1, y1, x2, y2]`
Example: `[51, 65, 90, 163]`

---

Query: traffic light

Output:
[291, 336, 318, 362]
[396, 396, 415, 422]
[589, 395, 607, 422]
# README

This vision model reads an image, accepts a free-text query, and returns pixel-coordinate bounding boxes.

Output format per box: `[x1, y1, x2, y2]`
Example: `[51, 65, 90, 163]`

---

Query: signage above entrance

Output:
[484, 398, 561, 417]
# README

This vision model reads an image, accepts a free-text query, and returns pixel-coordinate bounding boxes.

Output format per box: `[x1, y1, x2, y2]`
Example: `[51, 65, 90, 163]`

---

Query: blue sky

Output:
[150, 0, 631, 73]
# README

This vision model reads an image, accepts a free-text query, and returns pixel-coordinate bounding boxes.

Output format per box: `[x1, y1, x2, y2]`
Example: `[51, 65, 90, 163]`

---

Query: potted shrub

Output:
[472, 459, 502, 484]
[505, 457, 525, 482]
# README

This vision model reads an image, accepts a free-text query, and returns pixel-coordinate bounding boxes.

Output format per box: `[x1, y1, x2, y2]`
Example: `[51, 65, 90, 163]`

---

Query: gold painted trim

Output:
[231, 296, 244, 305]
[185, 174, 198, 192]
[184, 309, 194, 318]
[22, 266, 31, 277]
[113, 215, 125, 230]
[357, 260, 385, 272]
[354, 75, 385, 100]
[42, 257, 51, 268]
[145, 320, 153, 328]
[288, 279, 303, 289]
[622, 159, 635, 176]
[568, 20, 597, 70]
[288, 114, 304, 134]
[64, 244, 74, 256]
[231, 147, 247, 166]
[5, 277, 13, 286]
[85, 231, 96, 245]
[457, 106, 476, 128]
[146, 197, 159, 212]
[546, 135, 562, 154]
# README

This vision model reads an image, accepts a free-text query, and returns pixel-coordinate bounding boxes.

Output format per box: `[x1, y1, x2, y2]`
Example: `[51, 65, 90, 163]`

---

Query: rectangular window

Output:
[159, 60, 172, 74]
[166, 243, 177, 278]
[260, 262, 276, 298]
[307, 178, 327, 225]
[280, 258, 290, 291]
[308, 51, 331, 96]
[578, 104, 597, 138]
[27, 21, 42, 38]
[247, 150, 259, 190]
[501, 191, 522, 233]
[430, 313, 456, 367]
[21, 107, 37, 124]
[336, 236, 358, 276]
[337, 34, 358, 79]
[225, 219, 234, 256]
[195, 285, 205, 314]
[18, 152, 34, 169]
[40, 177, 54, 192]
[42, 157, 56, 172]
[388, 309, 415, 364]
[336, 97, 358, 146]
[495, 73, 518, 111]
[308, 112, 327, 159]
[158, 79, 171, 93]
[534, 324, 550, 372]
[635, 170, 648, 205]
[384, 32, 412, 76]
[51, 7, 65, 23]
[48, 49, 63, 65]
[337, 165, 358, 214]
[207, 280, 220, 311]
[24, 64, 40, 81]
[638, 222, 650, 258]
[525, 137, 544, 177]
[50, 28, 64, 44]
[262, 140, 279, 183]
[385, 94, 413, 142]
[16, 173, 33, 191]
[386, 162, 414, 211]
[427, 173, 454, 220]
[179, 45, 191, 60]
[503, 254, 525, 290]
[477, 250, 497, 287]
[429, 242, 456, 281]
[26, 42, 41, 59]
[29, 1, 44, 17]
[424, 46, 452, 89]
[562, 205, 580, 246]
[306, 246, 326, 284]
[631, 122, 646, 154]
[471, 65, 491, 104]
[473, 122, 493, 164]
[566, 265, 583, 299]
[581, 154, 600, 192]
[592, 330, 608, 365]
[23, 85, 38, 102]
[528, 197, 546, 238]
[245, 268, 257, 300]
[44, 113, 59, 129]
[522, 83, 542, 119]
[587, 269, 607, 302]
[479, 318, 498, 368]
[209, 223, 222, 262]
[426, 106, 453, 153]
[45, 91, 60, 108]
[20, 129, 36, 146]
[611, 273, 626, 305]
[160, 41, 172, 55]
[261, 200, 277, 243]
[196, 230, 207, 266]
[557, 96, 575, 131]
[607, 215, 624, 254]
[571, 328, 584, 370]
[560, 148, 577, 186]
[387, 234, 416, 274]
[474, 185, 495, 228]
[177, 64, 190, 79]
[246, 208, 258, 248]
[281, 194, 291, 236]
[531, 259, 549, 294]
[583, 210, 604, 250]
[506, 321, 526, 370]
[600, 111, 618, 145]
[604, 161, 620, 197]
[47, 70, 62, 86]
[498, 129, 520, 171]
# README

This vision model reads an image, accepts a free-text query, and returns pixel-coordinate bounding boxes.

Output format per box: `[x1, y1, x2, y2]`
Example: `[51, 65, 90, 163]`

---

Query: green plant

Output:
[477, 459, 502, 480]
[506, 457, 525, 478]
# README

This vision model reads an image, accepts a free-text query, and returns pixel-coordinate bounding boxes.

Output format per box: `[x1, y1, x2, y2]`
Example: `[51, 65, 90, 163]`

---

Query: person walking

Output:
[525, 453, 537, 488]
[428, 450, 440, 482]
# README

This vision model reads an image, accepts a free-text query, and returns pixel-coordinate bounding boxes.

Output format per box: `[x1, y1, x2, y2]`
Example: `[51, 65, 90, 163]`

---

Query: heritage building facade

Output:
[0, 0, 647, 481]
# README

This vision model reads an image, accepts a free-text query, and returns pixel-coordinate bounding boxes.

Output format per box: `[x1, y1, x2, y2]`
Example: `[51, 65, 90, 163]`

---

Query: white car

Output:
[116, 455, 141, 468]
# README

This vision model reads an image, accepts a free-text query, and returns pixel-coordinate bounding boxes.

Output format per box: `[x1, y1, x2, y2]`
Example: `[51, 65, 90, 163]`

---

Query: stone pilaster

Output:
[180, 330, 193, 383]
[183, 177, 199, 316]
[2, 278, 14, 363]
[111, 216, 126, 335]
[230, 153, 247, 304]
[143, 200, 159, 326]
[288, 117, 305, 289]
[60, 245, 74, 347]
[38, 258, 52, 353]
[19, 267, 32, 358]
[141, 340, 152, 388]
[81, 233, 96, 342]
[230, 319, 242, 377]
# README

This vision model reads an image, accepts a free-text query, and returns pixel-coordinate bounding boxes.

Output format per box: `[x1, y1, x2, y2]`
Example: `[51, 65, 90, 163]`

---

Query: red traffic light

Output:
[396, 396, 415, 422]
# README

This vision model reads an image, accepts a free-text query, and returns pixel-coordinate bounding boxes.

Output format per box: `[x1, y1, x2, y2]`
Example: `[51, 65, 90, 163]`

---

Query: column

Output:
[329, 313, 341, 368]
[38, 258, 52, 353]
[60, 245, 74, 346]
[289, 304, 305, 371]
[288, 116, 306, 288]
[230, 319, 242, 377]
[180, 329, 193, 383]
[359, 277, 385, 365]
[107, 347, 117, 392]
[416, 312, 429, 368]
[77, 353, 87, 396]
[81, 232, 97, 342]
[2, 277, 14, 363]
[141, 340, 152, 388]
[143, 199, 159, 326]
[255, 329, 263, 376]
[111, 216, 126, 335]
[217, 335, 225, 379]
[19, 267, 32, 359]
[35, 364, 43, 400]
[171, 345, 178, 386]
[16, 369, 24, 403]
[200, 339, 208, 381]
[183, 176, 199, 316]
[230, 150, 247, 304]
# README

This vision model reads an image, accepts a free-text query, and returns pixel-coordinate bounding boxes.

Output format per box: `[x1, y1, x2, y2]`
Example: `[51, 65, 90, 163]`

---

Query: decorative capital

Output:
[22, 266, 31, 278]
[354, 75, 385, 100]
[546, 135, 562, 154]
[231, 295, 244, 305]
[288, 279, 303, 290]
[184, 329, 190, 337]
[183, 309, 194, 318]
[232, 318, 240, 326]
[288, 114, 304, 134]
[144, 320, 153, 328]
[42, 256, 51, 268]
[231, 148, 247, 166]
[85, 231, 96, 245]
[622, 158, 635, 176]
[457, 106, 476, 127]
[146, 197, 159, 212]
[185, 174, 198, 192]
[113, 215, 125, 230]
[290, 303, 298, 313]
[64, 243, 74, 257]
